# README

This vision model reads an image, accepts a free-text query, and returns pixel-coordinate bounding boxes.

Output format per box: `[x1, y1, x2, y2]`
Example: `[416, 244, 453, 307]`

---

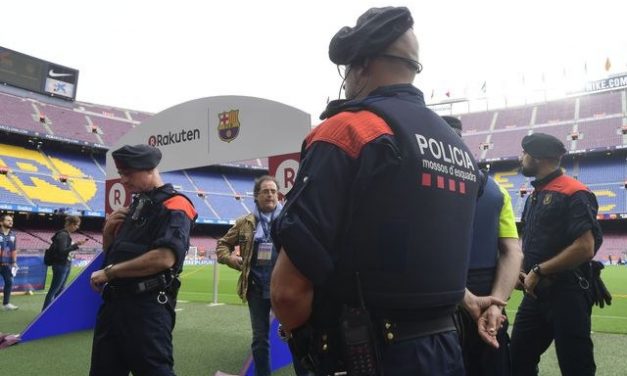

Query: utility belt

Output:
[102, 272, 179, 304]
[378, 315, 456, 343]
[289, 310, 456, 375]
[530, 262, 611, 308]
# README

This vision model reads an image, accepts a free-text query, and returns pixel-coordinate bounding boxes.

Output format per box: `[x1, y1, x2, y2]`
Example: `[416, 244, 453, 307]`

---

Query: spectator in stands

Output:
[270, 7, 504, 375]
[88, 144, 197, 376]
[216, 175, 309, 376]
[0, 214, 18, 311]
[511, 133, 603, 376]
[42, 215, 87, 310]
[444, 116, 523, 376]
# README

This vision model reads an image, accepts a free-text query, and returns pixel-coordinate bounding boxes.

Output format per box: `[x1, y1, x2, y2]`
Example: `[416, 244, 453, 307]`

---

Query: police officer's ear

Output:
[360, 58, 371, 76]
[352, 58, 371, 78]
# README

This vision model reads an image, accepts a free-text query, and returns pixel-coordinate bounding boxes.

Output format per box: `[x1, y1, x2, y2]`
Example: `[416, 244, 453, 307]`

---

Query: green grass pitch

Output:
[1, 264, 626, 375]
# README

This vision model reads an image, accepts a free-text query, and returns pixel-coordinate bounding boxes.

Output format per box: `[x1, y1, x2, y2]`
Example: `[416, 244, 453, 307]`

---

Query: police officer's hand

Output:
[103, 208, 129, 236]
[515, 271, 526, 290]
[226, 255, 243, 271]
[477, 305, 506, 349]
[90, 270, 109, 292]
[523, 271, 540, 299]
[462, 290, 507, 321]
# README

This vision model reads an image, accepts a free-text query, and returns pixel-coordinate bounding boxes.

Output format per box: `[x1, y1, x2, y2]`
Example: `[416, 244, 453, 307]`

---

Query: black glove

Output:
[589, 261, 612, 308]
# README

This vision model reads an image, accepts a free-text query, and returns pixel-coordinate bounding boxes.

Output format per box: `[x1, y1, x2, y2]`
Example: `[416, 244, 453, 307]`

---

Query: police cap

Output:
[112, 144, 162, 170]
[521, 133, 567, 159]
[329, 6, 414, 66]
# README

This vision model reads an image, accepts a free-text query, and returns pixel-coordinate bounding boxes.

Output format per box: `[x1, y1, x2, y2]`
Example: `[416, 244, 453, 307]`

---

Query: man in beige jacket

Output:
[216, 175, 308, 376]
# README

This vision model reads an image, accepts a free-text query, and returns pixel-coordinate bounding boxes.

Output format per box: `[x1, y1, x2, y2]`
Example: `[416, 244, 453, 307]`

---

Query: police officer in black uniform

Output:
[445, 116, 523, 376]
[89, 144, 197, 376]
[270, 7, 504, 375]
[510, 133, 602, 376]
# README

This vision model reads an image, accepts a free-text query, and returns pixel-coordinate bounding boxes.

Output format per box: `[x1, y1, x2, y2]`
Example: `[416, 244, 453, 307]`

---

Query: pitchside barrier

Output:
[0, 248, 100, 294]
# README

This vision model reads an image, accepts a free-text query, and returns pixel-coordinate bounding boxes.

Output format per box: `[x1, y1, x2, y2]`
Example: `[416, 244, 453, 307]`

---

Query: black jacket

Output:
[50, 229, 79, 265]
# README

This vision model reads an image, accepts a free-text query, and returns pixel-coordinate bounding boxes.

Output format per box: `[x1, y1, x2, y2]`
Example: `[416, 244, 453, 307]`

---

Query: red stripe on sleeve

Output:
[163, 196, 197, 220]
[305, 111, 393, 159]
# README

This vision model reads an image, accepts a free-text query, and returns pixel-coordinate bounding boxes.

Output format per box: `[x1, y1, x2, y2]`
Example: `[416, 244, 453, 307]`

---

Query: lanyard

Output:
[259, 211, 275, 241]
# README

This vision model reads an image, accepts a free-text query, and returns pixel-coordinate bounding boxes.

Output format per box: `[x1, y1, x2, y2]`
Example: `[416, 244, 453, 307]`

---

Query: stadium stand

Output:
[90, 116, 134, 146]
[79, 103, 129, 120]
[1, 140, 258, 221]
[0, 92, 45, 134]
[207, 194, 250, 219]
[161, 171, 197, 191]
[459, 111, 494, 132]
[36, 103, 101, 144]
[190, 171, 234, 194]
[576, 118, 624, 150]
[484, 128, 530, 160]
[2, 78, 627, 261]
[457, 89, 627, 161]
[46, 149, 105, 180]
[595, 232, 627, 263]
[128, 110, 152, 123]
[534, 98, 576, 124]
[494, 107, 532, 129]
[0, 174, 33, 206]
[531, 123, 575, 149]
[578, 90, 623, 119]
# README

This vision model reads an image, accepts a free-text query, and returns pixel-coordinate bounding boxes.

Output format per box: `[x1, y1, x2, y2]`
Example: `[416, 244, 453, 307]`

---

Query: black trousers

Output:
[90, 291, 177, 376]
[510, 284, 595, 376]
[459, 308, 510, 376]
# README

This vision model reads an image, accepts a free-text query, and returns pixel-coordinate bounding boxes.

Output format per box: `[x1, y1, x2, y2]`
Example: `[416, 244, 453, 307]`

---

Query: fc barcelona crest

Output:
[218, 110, 240, 142]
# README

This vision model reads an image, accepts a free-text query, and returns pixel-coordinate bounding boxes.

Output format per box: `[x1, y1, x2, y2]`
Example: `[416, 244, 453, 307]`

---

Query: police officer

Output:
[510, 133, 602, 376]
[271, 7, 504, 375]
[444, 116, 523, 376]
[89, 144, 197, 376]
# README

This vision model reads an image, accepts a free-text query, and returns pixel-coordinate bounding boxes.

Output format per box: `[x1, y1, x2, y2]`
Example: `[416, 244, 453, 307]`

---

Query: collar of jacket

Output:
[319, 84, 424, 120]
[531, 168, 563, 190]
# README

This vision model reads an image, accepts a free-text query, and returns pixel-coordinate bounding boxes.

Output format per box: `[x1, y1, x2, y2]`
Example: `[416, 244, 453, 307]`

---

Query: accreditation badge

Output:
[257, 242, 273, 266]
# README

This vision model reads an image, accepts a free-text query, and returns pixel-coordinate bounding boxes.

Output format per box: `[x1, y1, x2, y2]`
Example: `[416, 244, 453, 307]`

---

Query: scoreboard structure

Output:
[0, 46, 79, 100]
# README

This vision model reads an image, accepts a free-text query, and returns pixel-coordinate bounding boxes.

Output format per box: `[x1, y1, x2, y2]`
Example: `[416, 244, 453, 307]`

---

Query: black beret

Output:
[329, 6, 414, 66]
[521, 133, 567, 159]
[112, 144, 162, 170]
[442, 116, 462, 131]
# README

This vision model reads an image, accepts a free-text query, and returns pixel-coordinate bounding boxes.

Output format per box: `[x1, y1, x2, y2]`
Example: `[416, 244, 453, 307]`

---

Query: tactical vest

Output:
[105, 184, 189, 282]
[319, 88, 481, 319]
[466, 177, 502, 295]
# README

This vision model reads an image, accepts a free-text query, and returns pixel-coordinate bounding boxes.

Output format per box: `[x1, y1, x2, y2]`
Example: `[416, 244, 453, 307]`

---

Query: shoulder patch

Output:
[542, 175, 590, 196]
[305, 111, 393, 159]
[164, 195, 197, 220]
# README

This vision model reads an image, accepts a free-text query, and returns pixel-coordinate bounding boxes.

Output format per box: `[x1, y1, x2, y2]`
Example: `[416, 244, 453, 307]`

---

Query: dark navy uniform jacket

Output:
[273, 84, 480, 320]
[105, 183, 197, 283]
[521, 169, 602, 273]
